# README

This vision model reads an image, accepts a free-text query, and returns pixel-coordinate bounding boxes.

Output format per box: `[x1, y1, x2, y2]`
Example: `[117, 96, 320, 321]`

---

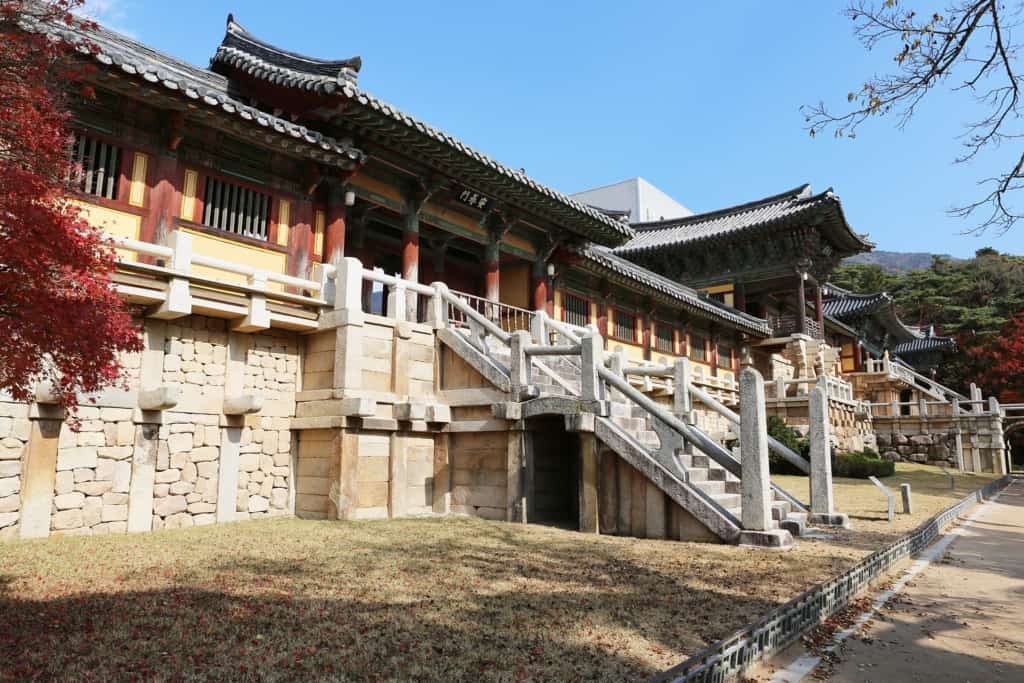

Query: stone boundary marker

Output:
[868, 476, 895, 522]
[650, 475, 1015, 683]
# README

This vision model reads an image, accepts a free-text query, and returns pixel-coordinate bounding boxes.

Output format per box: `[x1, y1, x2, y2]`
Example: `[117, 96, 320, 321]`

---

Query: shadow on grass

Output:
[0, 520, 800, 682]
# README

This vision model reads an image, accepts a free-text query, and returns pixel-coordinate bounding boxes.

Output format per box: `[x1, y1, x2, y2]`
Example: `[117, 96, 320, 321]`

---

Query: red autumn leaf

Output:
[0, 0, 143, 414]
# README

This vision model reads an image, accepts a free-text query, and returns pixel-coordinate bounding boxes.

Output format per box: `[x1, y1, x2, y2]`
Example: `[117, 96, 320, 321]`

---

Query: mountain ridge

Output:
[843, 250, 961, 272]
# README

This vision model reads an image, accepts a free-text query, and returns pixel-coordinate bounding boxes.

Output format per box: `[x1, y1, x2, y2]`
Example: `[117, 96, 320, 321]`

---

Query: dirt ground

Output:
[751, 478, 1024, 682]
[0, 465, 1003, 681]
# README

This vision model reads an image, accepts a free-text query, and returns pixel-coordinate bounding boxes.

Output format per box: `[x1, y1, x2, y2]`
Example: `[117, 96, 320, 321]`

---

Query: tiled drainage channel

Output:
[650, 475, 1014, 683]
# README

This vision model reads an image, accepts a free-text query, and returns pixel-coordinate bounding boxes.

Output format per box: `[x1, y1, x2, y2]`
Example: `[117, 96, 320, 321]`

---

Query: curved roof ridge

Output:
[220, 14, 361, 76]
[630, 183, 811, 232]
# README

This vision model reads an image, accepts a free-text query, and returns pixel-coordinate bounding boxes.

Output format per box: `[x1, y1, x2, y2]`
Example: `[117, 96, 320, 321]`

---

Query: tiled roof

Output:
[822, 291, 892, 319]
[577, 246, 772, 337]
[895, 336, 957, 355]
[31, 18, 366, 168]
[614, 185, 872, 256]
[209, 16, 634, 246]
[211, 15, 361, 92]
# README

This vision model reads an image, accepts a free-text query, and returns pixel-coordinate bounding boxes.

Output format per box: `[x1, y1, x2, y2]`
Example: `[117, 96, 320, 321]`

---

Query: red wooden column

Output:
[596, 297, 609, 338]
[814, 282, 824, 334]
[531, 259, 548, 312]
[484, 238, 500, 302]
[710, 328, 720, 377]
[796, 271, 808, 335]
[734, 280, 747, 312]
[402, 195, 422, 320]
[323, 182, 347, 265]
[287, 199, 314, 280]
[642, 308, 653, 361]
[139, 153, 181, 246]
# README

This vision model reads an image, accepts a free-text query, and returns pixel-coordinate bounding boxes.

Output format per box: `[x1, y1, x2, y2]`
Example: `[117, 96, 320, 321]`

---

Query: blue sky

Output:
[88, 0, 1024, 258]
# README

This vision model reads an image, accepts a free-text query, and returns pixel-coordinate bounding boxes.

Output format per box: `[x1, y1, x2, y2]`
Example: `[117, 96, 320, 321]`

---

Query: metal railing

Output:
[445, 290, 534, 333]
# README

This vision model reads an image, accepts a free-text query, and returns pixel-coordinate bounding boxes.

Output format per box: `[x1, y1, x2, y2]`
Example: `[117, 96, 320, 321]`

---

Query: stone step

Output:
[771, 501, 792, 521]
[711, 493, 741, 510]
[696, 480, 727, 496]
[687, 468, 708, 483]
[780, 514, 806, 537]
[611, 417, 646, 432]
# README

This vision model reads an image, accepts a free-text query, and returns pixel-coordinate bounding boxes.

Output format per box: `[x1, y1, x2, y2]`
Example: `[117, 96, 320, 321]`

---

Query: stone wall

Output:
[0, 402, 29, 537]
[294, 314, 445, 522]
[0, 315, 301, 541]
[873, 412, 1007, 473]
[766, 398, 876, 454]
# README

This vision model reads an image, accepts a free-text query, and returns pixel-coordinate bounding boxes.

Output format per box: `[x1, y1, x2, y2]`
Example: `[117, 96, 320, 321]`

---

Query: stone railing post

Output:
[775, 377, 786, 400]
[809, 386, 848, 526]
[330, 257, 365, 391]
[739, 368, 770, 531]
[313, 262, 336, 307]
[234, 271, 270, 332]
[607, 350, 625, 402]
[387, 282, 408, 322]
[579, 332, 600, 403]
[673, 357, 693, 422]
[509, 331, 531, 399]
[738, 368, 792, 547]
[154, 230, 192, 319]
[425, 282, 447, 329]
[530, 309, 548, 345]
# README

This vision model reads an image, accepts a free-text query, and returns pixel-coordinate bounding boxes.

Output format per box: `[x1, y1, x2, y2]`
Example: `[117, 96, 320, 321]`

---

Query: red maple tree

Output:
[967, 314, 1024, 403]
[0, 0, 141, 411]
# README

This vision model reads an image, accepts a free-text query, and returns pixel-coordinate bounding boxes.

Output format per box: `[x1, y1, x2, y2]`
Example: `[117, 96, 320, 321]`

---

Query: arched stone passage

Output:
[1005, 421, 1024, 471]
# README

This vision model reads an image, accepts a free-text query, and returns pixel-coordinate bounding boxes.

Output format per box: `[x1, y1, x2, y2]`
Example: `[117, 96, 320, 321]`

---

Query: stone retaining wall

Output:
[1, 315, 301, 540]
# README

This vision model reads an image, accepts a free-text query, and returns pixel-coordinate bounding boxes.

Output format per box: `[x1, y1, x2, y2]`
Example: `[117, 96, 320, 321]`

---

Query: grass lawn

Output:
[0, 464, 1000, 681]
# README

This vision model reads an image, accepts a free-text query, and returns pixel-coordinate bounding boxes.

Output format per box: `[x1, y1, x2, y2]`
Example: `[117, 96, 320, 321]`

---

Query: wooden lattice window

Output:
[71, 134, 121, 200]
[613, 309, 637, 343]
[202, 176, 271, 240]
[690, 333, 708, 362]
[562, 292, 589, 328]
[717, 342, 735, 370]
[655, 323, 674, 353]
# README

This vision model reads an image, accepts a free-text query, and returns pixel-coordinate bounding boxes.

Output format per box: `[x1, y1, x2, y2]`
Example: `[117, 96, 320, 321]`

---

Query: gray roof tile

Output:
[205, 16, 633, 246]
[577, 246, 772, 337]
[615, 185, 872, 256]
[32, 18, 366, 167]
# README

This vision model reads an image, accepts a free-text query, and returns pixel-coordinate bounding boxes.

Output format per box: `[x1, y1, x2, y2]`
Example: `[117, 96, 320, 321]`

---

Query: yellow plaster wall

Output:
[74, 200, 141, 261]
[701, 283, 735, 308]
[180, 226, 287, 290]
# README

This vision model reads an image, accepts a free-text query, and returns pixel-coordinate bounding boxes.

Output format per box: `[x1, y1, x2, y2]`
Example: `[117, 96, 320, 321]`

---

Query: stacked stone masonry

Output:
[0, 315, 300, 540]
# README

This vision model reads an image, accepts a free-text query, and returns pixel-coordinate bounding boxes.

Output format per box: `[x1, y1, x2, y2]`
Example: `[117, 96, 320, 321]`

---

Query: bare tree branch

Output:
[803, 1, 1024, 234]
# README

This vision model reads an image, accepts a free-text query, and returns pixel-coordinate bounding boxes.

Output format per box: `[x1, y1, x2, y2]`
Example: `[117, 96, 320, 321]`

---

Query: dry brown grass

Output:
[0, 464, 1000, 681]
[775, 462, 1001, 551]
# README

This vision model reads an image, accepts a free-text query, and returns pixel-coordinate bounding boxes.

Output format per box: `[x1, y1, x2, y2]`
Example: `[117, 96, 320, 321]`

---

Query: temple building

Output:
[0, 14, 1008, 545]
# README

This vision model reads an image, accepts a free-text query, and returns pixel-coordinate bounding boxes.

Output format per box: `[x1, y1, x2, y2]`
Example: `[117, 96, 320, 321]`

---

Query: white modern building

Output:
[571, 177, 692, 223]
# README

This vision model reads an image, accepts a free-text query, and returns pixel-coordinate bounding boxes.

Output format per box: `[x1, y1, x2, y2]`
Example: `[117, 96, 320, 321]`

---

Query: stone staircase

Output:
[445, 331, 807, 542]
[525, 352, 809, 538]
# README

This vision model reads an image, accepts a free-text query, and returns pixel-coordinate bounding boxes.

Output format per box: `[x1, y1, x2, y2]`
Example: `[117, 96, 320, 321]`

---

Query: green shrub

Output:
[833, 449, 895, 479]
[767, 416, 810, 475]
